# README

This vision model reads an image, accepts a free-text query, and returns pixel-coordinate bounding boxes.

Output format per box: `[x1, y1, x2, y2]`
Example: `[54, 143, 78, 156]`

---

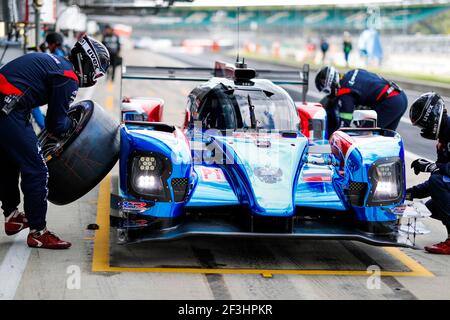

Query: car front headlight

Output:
[368, 157, 404, 206]
[129, 152, 171, 201]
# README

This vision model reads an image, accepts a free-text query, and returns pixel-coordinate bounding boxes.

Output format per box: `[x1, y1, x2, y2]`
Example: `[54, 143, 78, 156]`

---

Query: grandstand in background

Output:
[110, 0, 449, 75]
[112, 1, 450, 35]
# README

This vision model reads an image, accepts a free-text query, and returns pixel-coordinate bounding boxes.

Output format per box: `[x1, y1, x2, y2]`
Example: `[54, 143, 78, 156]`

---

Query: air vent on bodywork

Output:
[171, 178, 189, 202]
[348, 182, 368, 207]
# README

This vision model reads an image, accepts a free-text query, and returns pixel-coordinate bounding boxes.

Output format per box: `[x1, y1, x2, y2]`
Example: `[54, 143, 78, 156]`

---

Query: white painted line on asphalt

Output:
[0, 232, 31, 300]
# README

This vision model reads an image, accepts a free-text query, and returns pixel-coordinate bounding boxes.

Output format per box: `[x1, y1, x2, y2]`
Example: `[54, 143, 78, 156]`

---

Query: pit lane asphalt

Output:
[0, 47, 449, 300]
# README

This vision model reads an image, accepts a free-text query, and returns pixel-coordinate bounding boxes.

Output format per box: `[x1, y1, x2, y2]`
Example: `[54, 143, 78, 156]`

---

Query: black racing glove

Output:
[61, 118, 78, 138]
[52, 118, 77, 140]
[411, 159, 438, 175]
[405, 188, 414, 201]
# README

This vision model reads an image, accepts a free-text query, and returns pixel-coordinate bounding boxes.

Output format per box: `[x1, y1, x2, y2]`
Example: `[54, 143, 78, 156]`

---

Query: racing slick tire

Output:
[38, 100, 120, 205]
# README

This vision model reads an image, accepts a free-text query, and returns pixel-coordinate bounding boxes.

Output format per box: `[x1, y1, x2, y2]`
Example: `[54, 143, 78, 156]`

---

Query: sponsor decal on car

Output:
[200, 167, 226, 182]
[121, 201, 149, 211]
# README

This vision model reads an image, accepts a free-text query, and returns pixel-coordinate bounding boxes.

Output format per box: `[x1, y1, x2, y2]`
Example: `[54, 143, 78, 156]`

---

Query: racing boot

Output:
[5, 209, 29, 236]
[27, 228, 72, 249]
[424, 239, 450, 255]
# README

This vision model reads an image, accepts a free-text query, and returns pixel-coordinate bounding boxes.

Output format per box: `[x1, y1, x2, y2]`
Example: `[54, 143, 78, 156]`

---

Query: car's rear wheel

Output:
[38, 100, 120, 205]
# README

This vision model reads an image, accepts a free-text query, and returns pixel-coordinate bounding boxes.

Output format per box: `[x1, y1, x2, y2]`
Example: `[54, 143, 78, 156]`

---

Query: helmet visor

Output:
[93, 70, 105, 80]
[322, 83, 332, 95]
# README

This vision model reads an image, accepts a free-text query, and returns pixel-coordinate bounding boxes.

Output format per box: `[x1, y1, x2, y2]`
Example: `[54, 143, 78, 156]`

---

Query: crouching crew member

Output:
[0, 35, 109, 249]
[407, 92, 450, 255]
[315, 66, 408, 134]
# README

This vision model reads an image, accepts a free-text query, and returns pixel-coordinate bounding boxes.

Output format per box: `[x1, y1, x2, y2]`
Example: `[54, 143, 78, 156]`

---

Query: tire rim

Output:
[38, 101, 94, 161]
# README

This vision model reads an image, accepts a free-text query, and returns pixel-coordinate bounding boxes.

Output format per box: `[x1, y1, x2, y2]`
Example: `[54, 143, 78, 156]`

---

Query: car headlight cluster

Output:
[138, 156, 158, 173]
[130, 154, 168, 199]
[368, 157, 404, 206]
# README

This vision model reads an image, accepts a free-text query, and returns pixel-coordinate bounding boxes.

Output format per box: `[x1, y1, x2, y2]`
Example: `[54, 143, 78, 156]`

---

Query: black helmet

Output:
[69, 35, 110, 88]
[410, 92, 446, 140]
[315, 66, 340, 96]
[45, 32, 64, 45]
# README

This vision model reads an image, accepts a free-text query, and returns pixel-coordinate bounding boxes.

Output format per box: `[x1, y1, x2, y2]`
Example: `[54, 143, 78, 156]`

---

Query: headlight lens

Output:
[130, 154, 167, 198]
[368, 158, 404, 206]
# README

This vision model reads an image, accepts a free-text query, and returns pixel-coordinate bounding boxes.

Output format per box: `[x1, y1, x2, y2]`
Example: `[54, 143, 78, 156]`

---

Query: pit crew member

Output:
[0, 35, 110, 249]
[407, 92, 450, 255]
[315, 66, 408, 134]
[102, 25, 121, 81]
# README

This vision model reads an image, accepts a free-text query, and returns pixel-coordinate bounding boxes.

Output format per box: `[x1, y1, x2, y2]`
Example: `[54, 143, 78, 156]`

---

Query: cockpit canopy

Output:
[192, 84, 299, 131]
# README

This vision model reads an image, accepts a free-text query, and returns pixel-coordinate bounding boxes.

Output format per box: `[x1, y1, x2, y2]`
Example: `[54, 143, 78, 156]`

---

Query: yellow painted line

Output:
[105, 95, 114, 112]
[92, 177, 433, 277]
[383, 247, 434, 277]
[92, 175, 112, 272]
[107, 81, 113, 93]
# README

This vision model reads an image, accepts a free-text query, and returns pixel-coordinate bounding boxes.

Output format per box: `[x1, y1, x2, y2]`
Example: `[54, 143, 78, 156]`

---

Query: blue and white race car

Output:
[110, 61, 429, 246]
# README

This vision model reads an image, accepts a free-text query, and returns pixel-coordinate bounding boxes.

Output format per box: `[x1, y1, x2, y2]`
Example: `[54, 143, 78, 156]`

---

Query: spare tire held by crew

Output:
[38, 100, 120, 205]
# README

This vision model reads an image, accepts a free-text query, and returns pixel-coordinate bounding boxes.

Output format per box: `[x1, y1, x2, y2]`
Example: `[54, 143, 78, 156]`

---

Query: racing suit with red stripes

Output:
[408, 116, 450, 233]
[334, 69, 408, 132]
[0, 52, 78, 231]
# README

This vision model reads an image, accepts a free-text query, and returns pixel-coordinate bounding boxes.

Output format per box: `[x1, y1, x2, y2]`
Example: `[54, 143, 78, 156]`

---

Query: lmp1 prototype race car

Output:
[110, 61, 430, 247]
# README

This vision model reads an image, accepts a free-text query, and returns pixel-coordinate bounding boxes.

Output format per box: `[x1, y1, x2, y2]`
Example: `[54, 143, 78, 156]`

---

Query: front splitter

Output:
[113, 217, 414, 248]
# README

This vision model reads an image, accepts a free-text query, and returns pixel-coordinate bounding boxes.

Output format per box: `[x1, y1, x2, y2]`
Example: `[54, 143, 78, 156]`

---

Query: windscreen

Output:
[234, 89, 298, 131]
[198, 87, 299, 131]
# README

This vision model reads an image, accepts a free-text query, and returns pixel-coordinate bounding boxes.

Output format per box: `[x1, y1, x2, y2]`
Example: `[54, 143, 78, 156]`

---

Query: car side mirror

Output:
[351, 110, 378, 128]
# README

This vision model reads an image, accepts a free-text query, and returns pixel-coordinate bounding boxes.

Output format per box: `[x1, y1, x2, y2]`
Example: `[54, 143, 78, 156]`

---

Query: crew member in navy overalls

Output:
[315, 66, 408, 135]
[406, 92, 450, 255]
[0, 35, 110, 249]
